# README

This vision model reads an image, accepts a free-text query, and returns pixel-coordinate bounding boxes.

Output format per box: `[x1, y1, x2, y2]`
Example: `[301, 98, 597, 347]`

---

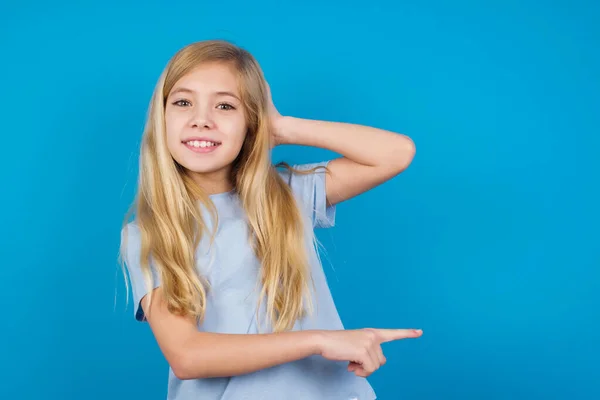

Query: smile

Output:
[182, 140, 221, 153]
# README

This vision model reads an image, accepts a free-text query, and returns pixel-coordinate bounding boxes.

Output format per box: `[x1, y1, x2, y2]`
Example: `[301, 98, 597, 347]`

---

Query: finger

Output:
[376, 345, 386, 366]
[371, 347, 382, 370]
[353, 366, 371, 378]
[357, 349, 376, 375]
[365, 347, 380, 374]
[354, 347, 384, 377]
[374, 328, 423, 343]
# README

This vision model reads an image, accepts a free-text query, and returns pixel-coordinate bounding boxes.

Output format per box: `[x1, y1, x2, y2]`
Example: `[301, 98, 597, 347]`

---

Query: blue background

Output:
[1, 0, 598, 399]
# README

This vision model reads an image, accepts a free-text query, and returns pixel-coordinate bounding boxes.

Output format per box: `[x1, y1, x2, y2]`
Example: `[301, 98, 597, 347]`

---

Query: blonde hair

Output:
[120, 40, 325, 332]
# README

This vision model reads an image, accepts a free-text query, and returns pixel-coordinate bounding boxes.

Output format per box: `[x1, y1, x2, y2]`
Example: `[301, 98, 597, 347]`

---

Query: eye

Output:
[217, 103, 236, 111]
[172, 99, 191, 107]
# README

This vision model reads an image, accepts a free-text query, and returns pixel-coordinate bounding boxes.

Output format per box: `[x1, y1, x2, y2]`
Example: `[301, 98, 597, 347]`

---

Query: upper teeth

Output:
[186, 140, 217, 148]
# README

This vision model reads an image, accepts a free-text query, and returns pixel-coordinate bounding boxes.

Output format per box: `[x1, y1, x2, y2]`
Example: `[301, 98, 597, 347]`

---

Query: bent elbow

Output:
[170, 354, 200, 381]
[171, 358, 191, 380]
[171, 352, 215, 380]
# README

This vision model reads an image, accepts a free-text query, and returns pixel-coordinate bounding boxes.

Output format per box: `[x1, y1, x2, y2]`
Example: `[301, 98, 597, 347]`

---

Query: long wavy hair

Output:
[120, 40, 323, 332]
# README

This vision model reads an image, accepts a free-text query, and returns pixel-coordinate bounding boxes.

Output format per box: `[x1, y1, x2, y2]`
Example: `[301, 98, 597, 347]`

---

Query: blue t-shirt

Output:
[121, 161, 377, 400]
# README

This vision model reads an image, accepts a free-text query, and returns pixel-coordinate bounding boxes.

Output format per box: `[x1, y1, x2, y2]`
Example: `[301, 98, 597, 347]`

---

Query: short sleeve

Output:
[120, 222, 161, 321]
[278, 161, 336, 229]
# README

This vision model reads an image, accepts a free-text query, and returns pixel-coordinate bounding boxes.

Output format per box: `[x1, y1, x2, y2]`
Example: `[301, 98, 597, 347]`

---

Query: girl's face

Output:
[164, 62, 247, 192]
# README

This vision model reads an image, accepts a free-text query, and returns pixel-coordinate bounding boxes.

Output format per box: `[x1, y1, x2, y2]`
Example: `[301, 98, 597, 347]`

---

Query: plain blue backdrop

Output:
[1, 0, 598, 399]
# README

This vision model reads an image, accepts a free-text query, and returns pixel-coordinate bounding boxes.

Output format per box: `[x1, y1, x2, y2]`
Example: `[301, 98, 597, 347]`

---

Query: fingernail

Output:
[413, 329, 422, 334]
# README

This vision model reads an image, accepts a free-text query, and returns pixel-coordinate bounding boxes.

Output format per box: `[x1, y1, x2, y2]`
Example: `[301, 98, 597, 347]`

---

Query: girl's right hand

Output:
[316, 328, 423, 377]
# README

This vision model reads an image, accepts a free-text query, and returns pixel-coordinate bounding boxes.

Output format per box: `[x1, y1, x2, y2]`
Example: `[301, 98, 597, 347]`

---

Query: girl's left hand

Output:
[266, 82, 285, 148]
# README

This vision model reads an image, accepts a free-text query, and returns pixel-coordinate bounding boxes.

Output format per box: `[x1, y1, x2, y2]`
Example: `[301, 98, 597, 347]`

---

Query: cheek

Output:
[165, 114, 184, 137]
[217, 115, 247, 143]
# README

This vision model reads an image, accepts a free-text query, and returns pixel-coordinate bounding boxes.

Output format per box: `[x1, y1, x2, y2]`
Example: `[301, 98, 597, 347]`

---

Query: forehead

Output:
[170, 62, 240, 96]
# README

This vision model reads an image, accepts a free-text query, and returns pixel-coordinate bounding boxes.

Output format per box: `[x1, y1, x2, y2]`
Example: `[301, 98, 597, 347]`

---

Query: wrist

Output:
[304, 330, 325, 356]
[272, 116, 296, 145]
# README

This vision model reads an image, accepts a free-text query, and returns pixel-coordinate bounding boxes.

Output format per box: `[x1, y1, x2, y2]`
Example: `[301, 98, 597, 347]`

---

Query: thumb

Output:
[374, 328, 423, 343]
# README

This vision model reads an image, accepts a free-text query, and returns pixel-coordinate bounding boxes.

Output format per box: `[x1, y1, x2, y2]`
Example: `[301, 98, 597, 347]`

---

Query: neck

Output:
[188, 168, 234, 196]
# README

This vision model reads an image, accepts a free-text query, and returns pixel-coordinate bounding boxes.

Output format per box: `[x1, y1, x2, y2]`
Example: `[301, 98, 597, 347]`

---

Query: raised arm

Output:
[273, 116, 415, 206]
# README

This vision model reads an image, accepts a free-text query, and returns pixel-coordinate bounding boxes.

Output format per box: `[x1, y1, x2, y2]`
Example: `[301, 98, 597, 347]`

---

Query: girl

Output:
[120, 40, 420, 400]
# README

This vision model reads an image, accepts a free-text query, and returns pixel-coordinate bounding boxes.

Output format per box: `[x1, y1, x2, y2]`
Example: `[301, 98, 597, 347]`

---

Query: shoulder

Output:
[120, 221, 146, 274]
[276, 160, 329, 179]
[275, 161, 330, 195]
[275, 161, 330, 196]
[275, 161, 335, 229]
[120, 221, 141, 251]
[119, 220, 160, 321]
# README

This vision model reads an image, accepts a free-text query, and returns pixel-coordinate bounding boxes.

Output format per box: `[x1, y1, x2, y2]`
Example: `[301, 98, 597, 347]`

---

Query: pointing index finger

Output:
[376, 329, 423, 343]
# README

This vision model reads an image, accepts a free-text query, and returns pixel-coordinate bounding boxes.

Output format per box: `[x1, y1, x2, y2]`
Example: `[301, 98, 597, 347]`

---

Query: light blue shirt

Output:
[122, 161, 376, 400]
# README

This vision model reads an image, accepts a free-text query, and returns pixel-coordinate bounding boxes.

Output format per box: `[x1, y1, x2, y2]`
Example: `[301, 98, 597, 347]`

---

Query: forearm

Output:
[176, 330, 322, 379]
[274, 116, 415, 168]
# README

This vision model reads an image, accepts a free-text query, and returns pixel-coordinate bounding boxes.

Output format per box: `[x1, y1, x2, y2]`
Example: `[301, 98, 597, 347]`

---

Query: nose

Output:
[190, 105, 215, 130]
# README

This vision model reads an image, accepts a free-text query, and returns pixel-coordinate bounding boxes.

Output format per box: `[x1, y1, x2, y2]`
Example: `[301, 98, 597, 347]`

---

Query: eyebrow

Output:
[169, 87, 241, 101]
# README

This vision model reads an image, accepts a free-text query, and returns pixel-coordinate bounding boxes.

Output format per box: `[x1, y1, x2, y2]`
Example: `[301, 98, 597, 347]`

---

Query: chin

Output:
[175, 156, 230, 174]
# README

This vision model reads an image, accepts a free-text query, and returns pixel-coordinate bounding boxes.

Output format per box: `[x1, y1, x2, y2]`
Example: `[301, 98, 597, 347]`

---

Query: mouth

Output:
[182, 139, 222, 153]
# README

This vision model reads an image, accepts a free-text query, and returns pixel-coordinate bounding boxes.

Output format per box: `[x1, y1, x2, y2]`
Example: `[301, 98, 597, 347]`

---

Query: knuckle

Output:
[365, 329, 377, 340]
[363, 336, 375, 347]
